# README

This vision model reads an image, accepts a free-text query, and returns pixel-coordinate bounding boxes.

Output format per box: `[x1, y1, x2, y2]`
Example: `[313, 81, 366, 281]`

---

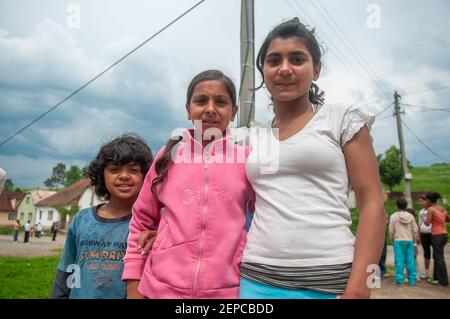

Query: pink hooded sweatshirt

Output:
[122, 129, 254, 298]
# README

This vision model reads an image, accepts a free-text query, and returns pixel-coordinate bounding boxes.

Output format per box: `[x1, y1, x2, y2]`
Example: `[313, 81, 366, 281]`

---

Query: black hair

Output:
[425, 192, 442, 204]
[85, 133, 153, 200]
[151, 70, 237, 195]
[396, 198, 408, 210]
[256, 17, 324, 106]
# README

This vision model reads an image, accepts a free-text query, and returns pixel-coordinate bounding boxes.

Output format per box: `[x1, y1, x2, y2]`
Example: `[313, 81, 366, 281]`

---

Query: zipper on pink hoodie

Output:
[123, 129, 254, 298]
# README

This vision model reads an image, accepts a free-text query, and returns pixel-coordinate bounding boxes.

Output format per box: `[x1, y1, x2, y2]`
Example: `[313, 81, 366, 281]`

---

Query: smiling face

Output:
[186, 79, 237, 135]
[103, 162, 144, 201]
[262, 36, 321, 104]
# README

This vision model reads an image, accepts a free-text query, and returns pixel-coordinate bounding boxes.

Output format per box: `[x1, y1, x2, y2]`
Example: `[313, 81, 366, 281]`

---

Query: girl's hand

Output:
[138, 229, 157, 254]
[127, 280, 144, 299]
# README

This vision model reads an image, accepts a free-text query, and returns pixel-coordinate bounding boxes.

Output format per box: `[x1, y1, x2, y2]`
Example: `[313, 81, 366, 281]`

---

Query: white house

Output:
[35, 179, 104, 229]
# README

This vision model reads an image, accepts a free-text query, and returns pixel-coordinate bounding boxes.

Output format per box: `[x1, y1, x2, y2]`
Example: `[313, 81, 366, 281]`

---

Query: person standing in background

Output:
[24, 220, 31, 243]
[418, 194, 432, 280]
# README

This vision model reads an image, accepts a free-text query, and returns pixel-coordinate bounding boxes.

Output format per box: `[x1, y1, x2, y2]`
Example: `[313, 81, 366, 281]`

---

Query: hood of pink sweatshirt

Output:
[122, 129, 254, 298]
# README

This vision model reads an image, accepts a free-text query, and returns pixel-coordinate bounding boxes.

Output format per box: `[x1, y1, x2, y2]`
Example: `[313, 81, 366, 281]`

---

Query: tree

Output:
[4, 179, 14, 192]
[377, 146, 406, 192]
[44, 163, 66, 190]
[53, 204, 80, 230]
[64, 165, 84, 187]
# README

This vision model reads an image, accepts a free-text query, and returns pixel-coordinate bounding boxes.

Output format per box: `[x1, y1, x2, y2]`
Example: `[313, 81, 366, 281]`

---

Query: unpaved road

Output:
[1, 234, 448, 298]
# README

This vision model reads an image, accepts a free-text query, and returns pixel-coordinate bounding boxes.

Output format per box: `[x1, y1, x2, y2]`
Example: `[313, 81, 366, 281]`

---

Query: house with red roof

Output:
[35, 178, 104, 229]
[0, 191, 26, 227]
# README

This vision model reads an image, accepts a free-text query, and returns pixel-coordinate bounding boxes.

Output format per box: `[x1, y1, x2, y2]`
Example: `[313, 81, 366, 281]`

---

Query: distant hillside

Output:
[351, 163, 450, 242]
[392, 163, 450, 201]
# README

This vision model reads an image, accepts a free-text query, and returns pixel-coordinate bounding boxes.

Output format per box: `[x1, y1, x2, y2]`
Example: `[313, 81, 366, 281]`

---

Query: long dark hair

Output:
[256, 17, 324, 106]
[151, 70, 237, 195]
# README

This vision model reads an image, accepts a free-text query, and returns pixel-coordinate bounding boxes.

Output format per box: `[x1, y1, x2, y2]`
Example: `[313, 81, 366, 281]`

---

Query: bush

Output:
[0, 227, 14, 235]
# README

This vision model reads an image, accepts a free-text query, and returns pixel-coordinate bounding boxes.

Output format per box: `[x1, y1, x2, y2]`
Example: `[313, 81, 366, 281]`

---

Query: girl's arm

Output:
[424, 208, 433, 226]
[122, 156, 163, 297]
[342, 126, 386, 299]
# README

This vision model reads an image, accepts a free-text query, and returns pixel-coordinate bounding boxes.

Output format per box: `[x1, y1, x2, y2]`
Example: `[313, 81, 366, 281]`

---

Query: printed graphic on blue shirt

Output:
[57, 206, 131, 299]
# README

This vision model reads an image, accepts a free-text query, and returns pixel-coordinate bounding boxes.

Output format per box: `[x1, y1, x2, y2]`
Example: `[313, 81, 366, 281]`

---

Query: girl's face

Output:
[186, 80, 237, 135]
[418, 198, 427, 208]
[419, 198, 432, 208]
[104, 162, 144, 201]
[263, 36, 320, 104]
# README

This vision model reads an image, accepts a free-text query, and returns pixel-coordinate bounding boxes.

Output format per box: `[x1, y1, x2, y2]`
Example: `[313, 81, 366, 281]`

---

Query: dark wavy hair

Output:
[150, 69, 237, 195]
[256, 17, 324, 106]
[396, 198, 408, 210]
[85, 133, 153, 200]
[425, 192, 442, 204]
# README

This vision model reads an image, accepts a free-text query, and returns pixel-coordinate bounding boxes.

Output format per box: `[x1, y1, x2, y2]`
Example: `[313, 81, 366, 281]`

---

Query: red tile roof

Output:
[0, 192, 26, 212]
[36, 179, 92, 207]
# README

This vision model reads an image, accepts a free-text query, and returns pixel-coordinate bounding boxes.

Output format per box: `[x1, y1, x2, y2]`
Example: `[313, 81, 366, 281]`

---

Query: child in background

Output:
[51, 134, 153, 298]
[389, 199, 418, 286]
[123, 70, 254, 299]
[406, 208, 421, 282]
[418, 194, 432, 280]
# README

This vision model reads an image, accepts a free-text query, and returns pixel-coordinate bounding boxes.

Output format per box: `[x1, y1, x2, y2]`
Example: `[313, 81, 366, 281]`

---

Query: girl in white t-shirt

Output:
[418, 194, 432, 279]
[239, 17, 386, 299]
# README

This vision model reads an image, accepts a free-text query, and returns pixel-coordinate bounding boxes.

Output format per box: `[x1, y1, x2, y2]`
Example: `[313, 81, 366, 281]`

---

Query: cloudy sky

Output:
[0, 0, 449, 187]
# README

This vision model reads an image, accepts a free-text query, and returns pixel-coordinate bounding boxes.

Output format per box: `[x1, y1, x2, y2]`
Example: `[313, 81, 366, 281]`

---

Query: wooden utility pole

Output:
[394, 91, 413, 208]
[238, 0, 255, 127]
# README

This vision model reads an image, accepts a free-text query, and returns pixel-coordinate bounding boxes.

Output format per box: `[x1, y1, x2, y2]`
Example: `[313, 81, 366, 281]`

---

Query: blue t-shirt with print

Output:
[57, 205, 131, 299]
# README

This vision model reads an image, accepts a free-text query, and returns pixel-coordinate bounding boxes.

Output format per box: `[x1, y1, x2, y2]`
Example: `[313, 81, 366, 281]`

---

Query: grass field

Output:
[392, 163, 450, 201]
[0, 256, 59, 299]
[1, 164, 448, 298]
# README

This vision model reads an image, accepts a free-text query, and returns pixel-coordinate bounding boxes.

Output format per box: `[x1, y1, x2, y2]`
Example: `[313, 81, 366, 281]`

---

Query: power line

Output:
[376, 113, 394, 121]
[400, 103, 450, 112]
[374, 102, 393, 117]
[310, 0, 392, 99]
[403, 84, 450, 96]
[0, 0, 206, 148]
[401, 79, 450, 92]
[401, 119, 449, 162]
[285, 0, 387, 103]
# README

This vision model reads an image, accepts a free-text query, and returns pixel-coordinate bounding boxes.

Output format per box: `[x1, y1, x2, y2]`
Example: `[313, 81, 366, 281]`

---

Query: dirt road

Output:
[0, 234, 66, 257]
[0, 234, 448, 298]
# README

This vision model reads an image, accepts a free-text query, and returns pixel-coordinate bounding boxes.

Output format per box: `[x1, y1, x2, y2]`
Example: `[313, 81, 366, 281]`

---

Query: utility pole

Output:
[394, 91, 413, 208]
[238, 0, 255, 127]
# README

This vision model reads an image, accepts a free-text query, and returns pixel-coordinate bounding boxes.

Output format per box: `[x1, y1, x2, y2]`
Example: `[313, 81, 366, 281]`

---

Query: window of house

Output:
[39, 210, 43, 220]
[48, 210, 53, 221]
[26, 197, 30, 204]
[28, 212, 33, 221]
[8, 213, 16, 220]
[20, 212, 24, 220]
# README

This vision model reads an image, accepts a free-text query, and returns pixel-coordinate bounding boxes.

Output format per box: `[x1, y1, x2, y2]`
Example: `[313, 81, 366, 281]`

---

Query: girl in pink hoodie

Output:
[122, 70, 254, 299]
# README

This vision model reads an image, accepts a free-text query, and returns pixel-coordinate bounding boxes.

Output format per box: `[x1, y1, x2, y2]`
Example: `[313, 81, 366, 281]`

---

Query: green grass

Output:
[0, 256, 59, 299]
[392, 163, 450, 200]
[0, 227, 14, 235]
[351, 200, 450, 244]
[351, 163, 450, 244]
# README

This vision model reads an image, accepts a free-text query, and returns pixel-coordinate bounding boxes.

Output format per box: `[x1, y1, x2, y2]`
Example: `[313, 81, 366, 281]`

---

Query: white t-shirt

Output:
[243, 103, 374, 267]
[418, 208, 432, 234]
[24, 223, 31, 232]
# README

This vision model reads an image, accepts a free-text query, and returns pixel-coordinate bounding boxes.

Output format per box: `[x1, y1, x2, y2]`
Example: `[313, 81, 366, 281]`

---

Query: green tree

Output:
[377, 146, 408, 192]
[53, 204, 80, 230]
[64, 165, 84, 187]
[3, 179, 14, 192]
[44, 163, 66, 190]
